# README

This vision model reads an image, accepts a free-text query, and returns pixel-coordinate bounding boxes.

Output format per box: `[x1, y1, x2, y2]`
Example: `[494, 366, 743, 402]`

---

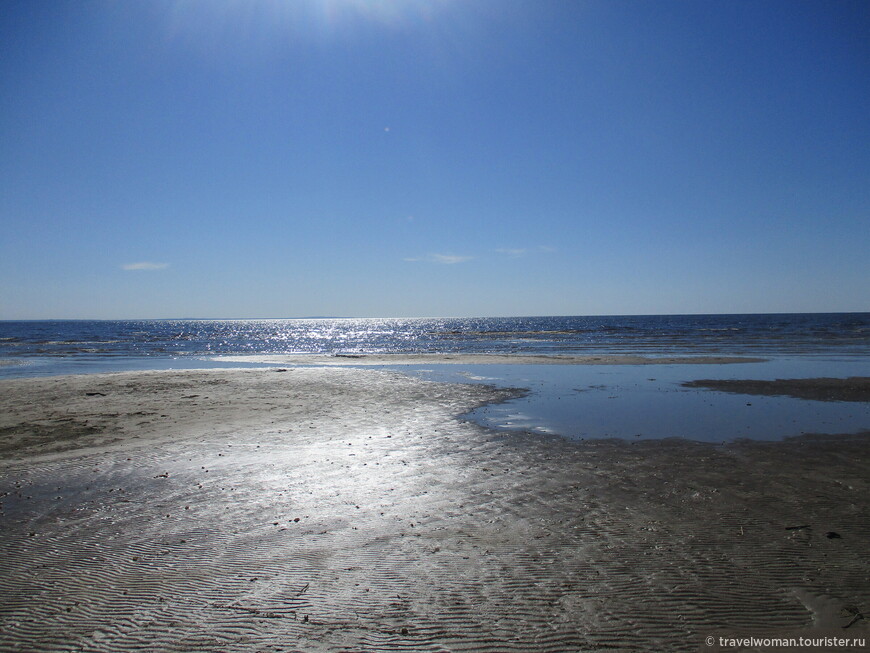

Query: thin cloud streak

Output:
[496, 246, 556, 258]
[404, 253, 473, 264]
[496, 248, 527, 257]
[122, 262, 170, 271]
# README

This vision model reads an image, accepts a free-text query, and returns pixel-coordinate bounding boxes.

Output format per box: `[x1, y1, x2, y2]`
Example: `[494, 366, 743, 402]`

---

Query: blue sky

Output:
[1, 0, 868, 319]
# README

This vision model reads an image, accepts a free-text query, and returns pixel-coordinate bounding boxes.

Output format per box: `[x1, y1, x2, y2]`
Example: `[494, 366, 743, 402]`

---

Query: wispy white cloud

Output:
[404, 253, 473, 264]
[122, 262, 170, 271]
[496, 245, 556, 257]
[496, 248, 528, 258]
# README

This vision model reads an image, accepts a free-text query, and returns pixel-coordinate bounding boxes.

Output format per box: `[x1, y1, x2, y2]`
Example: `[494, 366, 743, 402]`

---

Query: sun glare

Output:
[165, 0, 451, 54]
[172, 0, 444, 37]
[313, 0, 441, 28]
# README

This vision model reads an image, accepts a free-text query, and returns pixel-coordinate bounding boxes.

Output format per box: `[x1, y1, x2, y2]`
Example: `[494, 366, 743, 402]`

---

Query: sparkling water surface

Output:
[2, 314, 868, 362]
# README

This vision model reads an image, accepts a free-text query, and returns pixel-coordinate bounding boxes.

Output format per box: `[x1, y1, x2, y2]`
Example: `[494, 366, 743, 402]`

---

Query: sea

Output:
[2, 313, 868, 443]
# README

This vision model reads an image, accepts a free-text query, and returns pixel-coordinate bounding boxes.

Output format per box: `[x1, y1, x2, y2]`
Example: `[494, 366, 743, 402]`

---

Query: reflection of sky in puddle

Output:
[389, 358, 870, 443]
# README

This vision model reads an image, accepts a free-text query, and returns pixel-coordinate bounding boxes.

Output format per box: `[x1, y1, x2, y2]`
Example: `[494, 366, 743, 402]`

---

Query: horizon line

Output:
[1, 310, 868, 322]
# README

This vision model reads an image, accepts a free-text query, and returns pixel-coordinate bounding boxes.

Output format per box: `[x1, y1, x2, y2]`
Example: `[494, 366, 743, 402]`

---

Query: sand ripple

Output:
[1, 368, 868, 651]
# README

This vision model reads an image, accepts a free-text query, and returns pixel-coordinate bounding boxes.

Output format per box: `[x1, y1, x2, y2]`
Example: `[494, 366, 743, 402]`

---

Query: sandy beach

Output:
[1, 365, 868, 652]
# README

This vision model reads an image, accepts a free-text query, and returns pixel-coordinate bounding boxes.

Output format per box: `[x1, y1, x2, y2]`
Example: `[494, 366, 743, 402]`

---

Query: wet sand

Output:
[1, 367, 868, 652]
[683, 377, 870, 403]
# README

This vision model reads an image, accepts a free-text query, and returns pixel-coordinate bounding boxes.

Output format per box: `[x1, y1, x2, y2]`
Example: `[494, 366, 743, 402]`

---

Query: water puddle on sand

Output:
[389, 358, 870, 443]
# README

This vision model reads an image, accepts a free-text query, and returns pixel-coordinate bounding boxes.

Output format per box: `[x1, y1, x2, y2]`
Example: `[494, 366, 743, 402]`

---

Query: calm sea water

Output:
[1, 313, 868, 366]
[2, 314, 868, 442]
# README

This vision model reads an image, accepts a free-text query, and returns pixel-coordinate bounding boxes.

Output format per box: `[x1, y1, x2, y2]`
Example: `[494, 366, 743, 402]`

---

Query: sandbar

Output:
[683, 377, 870, 402]
[212, 352, 767, 366]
